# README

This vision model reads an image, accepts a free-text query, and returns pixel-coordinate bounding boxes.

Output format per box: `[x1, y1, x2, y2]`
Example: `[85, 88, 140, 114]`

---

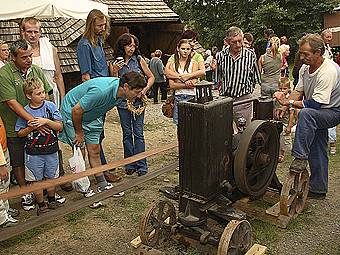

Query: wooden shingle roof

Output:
[102, 0, 179, 23]
[0, 0, 180, 73]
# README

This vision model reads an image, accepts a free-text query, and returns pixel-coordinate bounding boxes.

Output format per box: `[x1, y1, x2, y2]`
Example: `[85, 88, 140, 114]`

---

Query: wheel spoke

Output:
[234, 121, 278, 196]
[157, 202, 165, 220]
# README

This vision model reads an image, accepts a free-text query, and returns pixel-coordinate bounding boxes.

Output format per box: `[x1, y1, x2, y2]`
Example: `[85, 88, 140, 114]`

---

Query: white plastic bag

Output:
[68, 146, 90, 193]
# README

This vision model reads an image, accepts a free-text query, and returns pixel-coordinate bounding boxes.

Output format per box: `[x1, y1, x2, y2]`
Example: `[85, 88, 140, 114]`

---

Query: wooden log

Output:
[233, 199, 290, 228]
[0, 142, 177, 201]
[0, 162, 178, 242]
[245, 244, 267, 255]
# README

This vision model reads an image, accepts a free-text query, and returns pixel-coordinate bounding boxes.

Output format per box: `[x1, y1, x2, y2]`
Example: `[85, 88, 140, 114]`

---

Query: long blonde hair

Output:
[83, 9, 110, 47]
[174, 39, 192, 73]
[268, 36, 280, 58]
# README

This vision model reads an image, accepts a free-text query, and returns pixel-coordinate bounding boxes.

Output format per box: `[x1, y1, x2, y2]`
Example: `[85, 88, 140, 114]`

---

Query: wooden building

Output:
[324, 6, 340, 47]
[0, 0, 183, 89]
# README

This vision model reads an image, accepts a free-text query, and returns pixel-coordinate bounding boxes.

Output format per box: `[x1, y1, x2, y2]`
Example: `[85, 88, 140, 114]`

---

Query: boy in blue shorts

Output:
[15, 78, 63, 215]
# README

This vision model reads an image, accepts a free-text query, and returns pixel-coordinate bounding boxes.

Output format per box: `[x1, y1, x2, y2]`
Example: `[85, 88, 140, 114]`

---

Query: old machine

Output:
[138, 82, 309, 254]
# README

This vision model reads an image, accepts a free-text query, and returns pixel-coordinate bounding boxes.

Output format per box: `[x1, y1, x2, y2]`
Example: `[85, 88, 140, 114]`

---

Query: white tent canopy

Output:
[0, 0, 108, 20]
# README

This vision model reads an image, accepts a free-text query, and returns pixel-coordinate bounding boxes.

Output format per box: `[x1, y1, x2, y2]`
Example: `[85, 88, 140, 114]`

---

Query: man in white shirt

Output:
[21, 17, 65, 109]
[274, 34, 340, 199]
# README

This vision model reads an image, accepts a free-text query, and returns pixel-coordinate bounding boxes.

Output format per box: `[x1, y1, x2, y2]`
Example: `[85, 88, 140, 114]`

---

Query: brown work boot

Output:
[104, 171, 122, 183]
[37, 203, 49, 216]
[60, 182, 73, 192]
[289, 158, 308, 173]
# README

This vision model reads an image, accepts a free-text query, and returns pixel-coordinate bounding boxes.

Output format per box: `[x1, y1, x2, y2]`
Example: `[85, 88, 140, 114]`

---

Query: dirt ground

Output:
[0, 97, 339, 255]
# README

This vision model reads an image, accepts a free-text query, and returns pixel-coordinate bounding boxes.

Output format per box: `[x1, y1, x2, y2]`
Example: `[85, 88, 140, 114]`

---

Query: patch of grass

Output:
[286, 205, 315, 231]
[251, 219, 279, 254]
[64, 209, 88, 225]
[94, 209, 117, 226]
[0, 223, 53, 249]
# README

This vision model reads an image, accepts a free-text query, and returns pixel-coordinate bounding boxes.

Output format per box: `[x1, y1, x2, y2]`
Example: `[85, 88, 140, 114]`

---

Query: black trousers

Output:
[152, 82, 167, 102]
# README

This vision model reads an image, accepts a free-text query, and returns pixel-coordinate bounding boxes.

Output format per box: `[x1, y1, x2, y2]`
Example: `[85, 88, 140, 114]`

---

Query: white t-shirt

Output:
[173, 61, 196, 96]
[296, 58, 340, 108]
[205, 55, 213, 72]
[33, 56, 60, 109]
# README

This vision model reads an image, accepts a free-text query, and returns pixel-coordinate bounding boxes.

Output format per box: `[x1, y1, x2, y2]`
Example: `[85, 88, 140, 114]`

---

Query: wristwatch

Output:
[289, 99, 294, 109]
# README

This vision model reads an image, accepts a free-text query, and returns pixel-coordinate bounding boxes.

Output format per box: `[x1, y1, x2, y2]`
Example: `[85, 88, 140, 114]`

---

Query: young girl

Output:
[279, 44, 290, 77]
[167, 39, 198, 125]
[110, 33, 154, 176]
[275, 77, 295, 162]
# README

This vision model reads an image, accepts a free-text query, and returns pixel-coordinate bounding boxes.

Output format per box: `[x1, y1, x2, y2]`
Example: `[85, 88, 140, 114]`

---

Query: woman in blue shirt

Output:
[110, 33, 154, 176]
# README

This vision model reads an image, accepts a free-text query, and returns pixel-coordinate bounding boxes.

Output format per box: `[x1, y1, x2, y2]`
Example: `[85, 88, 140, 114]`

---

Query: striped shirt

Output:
[217, 47, 261, 98]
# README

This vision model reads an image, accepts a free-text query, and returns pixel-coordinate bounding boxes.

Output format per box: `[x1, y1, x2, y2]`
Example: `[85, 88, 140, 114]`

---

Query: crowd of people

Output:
[0, 8, 339, 228]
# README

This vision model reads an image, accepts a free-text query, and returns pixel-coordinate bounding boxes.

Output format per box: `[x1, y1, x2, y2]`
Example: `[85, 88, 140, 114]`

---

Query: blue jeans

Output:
[118, 108, 147, 174]
[173, 94, 195, 125]
[292, 107, 340, 193]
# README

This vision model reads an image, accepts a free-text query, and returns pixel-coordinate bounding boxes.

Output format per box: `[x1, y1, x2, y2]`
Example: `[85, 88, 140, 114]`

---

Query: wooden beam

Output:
[0, 142, 177, 201]
[245, 244, 267, 255]
[0, 162, 178, 242]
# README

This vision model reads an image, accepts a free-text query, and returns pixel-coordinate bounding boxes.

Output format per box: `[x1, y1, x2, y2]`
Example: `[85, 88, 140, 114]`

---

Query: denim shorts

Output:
[173, 94, 195, 125]
[25, 152, 59, 181]
[59, 117, 103, 146]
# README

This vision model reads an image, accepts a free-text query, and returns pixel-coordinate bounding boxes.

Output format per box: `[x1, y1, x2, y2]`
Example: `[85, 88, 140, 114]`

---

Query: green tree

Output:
[166, 0, 338, 54]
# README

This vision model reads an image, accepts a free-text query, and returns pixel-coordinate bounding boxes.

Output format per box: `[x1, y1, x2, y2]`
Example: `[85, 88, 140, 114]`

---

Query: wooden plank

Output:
[245, 244, 267, 255]
[0, 162, 178, 242]
[0, 142, 177, 201]
[233, 200, 290, 228]
[265, 201, 280, 217]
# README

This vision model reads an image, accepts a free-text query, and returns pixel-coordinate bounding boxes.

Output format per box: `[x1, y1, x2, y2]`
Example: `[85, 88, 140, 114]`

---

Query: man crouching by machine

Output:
[274, 33, 340, 200]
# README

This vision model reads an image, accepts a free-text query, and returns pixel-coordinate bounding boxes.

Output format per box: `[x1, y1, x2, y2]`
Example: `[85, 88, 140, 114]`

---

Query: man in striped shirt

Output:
[217, 26, 261, 128]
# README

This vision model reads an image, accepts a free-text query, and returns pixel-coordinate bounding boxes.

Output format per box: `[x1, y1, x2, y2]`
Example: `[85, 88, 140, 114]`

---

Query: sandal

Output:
[278, 155, 284, 163]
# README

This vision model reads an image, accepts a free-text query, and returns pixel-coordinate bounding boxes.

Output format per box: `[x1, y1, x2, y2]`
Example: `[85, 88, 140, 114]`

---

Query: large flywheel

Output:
[234, 120, 279, 197]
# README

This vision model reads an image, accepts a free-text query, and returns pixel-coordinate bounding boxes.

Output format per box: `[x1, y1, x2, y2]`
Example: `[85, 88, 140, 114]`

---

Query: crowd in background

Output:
[0, 8, 339, 228]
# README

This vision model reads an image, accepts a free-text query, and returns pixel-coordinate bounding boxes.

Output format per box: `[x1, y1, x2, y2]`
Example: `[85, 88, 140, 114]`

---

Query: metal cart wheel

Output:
[139, 200, 176, 246]
[217, 220, 252, 255]
[234, 120, 279, 197]
[280, 169, 309, 216]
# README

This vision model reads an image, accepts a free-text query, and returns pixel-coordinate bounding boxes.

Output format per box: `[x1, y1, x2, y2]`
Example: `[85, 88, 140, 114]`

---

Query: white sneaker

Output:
[112, 192, 125, 198]
[55, 193, 66, 204]
[0, 215, 18, 228]
[83, 189, 95, 198]
[21, 193, 35, 211]
[97, 183, 113, 193]
[89, 201, 103, 209]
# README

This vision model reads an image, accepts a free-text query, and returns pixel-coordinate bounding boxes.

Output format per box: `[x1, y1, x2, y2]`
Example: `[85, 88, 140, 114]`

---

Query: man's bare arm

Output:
[6, 100, 33, 121]
[52, 47, 66, 100]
